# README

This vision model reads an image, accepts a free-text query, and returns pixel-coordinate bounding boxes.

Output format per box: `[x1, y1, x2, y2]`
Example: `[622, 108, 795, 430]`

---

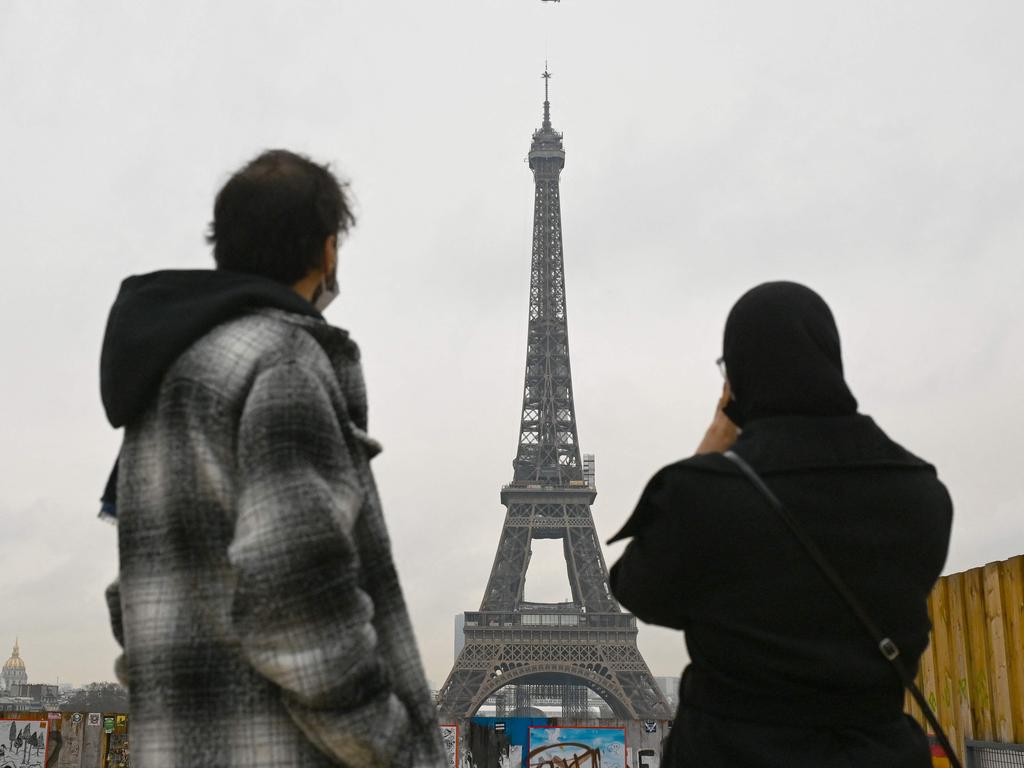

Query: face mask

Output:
[313, 268, 339, 313]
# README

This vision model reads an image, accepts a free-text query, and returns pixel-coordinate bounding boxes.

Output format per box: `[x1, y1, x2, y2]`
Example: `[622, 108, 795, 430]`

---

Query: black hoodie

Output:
[99, 269, 322, 517]
[721, 281, 858, 427]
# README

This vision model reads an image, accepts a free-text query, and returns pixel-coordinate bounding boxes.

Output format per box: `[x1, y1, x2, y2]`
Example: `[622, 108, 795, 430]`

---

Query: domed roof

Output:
[3, 639, 25, 671]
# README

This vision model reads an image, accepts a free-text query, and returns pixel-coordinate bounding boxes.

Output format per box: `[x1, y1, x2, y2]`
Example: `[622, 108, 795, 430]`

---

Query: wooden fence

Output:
[905, 554, 1024, 762]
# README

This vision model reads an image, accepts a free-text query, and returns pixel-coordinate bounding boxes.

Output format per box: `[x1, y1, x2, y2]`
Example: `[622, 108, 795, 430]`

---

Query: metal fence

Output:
[966, 740, 1024, 768]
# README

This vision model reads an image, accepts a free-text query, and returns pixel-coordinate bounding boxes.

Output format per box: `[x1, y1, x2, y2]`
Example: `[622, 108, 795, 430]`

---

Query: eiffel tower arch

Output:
[437, 69, 672, 721]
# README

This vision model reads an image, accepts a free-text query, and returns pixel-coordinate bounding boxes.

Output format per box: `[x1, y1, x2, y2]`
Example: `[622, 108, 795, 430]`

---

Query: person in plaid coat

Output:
[98, 150, 445, 767]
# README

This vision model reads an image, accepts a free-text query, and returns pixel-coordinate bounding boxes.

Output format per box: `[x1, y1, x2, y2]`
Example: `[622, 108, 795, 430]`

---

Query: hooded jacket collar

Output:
[607, 413, 930, 544]
[248, 307, 374, 445]
[100, 269, 323, 429]
[730, 413, 930, 474]
[99, 269, 330, 521]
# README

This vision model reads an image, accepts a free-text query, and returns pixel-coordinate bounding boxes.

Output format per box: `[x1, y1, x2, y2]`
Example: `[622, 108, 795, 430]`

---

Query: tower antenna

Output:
[542, 64, 552, 128]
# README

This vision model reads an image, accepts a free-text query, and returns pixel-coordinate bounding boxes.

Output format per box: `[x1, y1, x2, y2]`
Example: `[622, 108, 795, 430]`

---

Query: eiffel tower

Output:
[437, 69, 672, 721]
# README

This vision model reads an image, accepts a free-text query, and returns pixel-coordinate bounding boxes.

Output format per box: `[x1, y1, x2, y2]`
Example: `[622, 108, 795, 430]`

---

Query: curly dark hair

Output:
[207, 149, 355, 284]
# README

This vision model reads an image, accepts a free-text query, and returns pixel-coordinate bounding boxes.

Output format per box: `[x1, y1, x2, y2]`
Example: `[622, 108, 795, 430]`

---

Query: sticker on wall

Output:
[72, 713, 83, 724]
[528, 726, 626, 768]
[87, 713, 101, 727]
[103, 716, 115, 734]
[642, 720, 658, 733]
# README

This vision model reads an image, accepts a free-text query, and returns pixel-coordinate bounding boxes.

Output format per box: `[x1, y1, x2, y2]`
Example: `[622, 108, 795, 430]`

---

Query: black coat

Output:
[609, 414, 952, 768]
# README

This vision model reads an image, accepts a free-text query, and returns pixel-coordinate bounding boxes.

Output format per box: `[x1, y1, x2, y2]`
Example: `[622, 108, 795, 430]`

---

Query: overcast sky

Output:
[2, 1, 1023, 692]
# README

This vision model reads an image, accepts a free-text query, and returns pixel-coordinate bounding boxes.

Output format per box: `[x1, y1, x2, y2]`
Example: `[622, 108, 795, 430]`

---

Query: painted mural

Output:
[528, 727, 626, 768]
[0, 719, 48, 768]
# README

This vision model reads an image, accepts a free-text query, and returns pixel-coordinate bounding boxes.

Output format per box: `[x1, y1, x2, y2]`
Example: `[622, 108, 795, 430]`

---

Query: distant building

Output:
[10, 683, 58, 710]
[581, 674, 677, 719]
[0, 639, 61, 711]
[454, 614, 466, 660]
[1, 639, 28, 691]
[0, 693, 35, 712]
[586, 689, 615, 718]
[583, 454, 596, 489]
[654, 676, 681, 709]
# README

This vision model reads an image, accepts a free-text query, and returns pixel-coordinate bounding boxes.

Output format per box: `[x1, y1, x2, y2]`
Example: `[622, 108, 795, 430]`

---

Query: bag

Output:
[722, 450, 962, 768]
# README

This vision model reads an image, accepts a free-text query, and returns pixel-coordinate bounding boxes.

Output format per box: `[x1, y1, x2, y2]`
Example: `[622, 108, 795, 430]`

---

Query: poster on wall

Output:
[0, 719, 49, 768]
[439, 724, 458, 768]
[528, 726, 626, 768]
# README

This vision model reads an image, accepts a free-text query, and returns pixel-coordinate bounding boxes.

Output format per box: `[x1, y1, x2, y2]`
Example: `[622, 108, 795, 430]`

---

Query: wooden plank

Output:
[80, 713, 103, 768]
[905, 686, 924, 730]
[999, 555, 1024, 742]
[964, 567, 994, 740]
[919, 591, 940, 735]
[984, 562, 1014, 742]
[946, 572, 972, 760]
[56, 713, 85, 768]
[931, 578, 959, 751]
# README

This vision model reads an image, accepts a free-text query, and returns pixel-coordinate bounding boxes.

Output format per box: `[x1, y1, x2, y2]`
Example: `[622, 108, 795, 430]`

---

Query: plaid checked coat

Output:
[105, 307, 445, 767]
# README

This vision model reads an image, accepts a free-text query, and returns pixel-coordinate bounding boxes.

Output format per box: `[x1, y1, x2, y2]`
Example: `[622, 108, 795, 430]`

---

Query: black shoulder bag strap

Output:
[722, 450, 962, 768]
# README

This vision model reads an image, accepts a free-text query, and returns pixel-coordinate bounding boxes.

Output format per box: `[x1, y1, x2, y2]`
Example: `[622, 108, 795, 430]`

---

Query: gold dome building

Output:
[1, 639, 28, 691]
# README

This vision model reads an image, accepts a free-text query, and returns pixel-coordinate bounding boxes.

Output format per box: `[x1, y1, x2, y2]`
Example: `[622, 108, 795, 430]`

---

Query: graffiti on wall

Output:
[528, 727, 626, 768]
[439, 724, 458, 768]
[56, 712, 84, 768]
[0, 720, 48, 768]
[104, 734, 129, 768]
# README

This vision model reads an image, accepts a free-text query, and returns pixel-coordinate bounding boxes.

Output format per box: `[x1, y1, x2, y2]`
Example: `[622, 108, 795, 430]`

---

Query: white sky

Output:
[2, 1, 1023, 691]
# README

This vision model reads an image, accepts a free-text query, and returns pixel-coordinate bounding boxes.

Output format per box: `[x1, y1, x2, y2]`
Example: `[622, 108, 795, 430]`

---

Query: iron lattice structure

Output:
[436, 71, 672, 721]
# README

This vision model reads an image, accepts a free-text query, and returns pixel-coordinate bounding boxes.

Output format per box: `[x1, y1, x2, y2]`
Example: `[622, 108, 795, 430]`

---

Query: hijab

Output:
[722, 282, 857, 427]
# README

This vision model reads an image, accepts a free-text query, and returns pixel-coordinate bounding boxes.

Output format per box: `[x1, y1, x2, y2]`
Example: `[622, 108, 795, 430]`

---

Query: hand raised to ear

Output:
[695, 382, 739, 455]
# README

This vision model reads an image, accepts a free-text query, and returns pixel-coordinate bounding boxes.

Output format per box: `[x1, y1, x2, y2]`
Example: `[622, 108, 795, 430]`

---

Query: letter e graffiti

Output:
[638, 748, 658, 768]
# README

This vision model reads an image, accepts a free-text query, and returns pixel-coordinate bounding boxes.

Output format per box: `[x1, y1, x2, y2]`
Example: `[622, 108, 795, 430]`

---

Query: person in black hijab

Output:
[609, 282, 952, 768]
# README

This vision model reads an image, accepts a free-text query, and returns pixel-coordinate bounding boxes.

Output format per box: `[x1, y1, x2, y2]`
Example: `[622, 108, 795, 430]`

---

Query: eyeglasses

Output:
[716, 356, 727, 379]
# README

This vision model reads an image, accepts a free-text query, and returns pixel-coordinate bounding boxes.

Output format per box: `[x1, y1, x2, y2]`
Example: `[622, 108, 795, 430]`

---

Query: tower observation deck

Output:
[436, 69, 671, 720]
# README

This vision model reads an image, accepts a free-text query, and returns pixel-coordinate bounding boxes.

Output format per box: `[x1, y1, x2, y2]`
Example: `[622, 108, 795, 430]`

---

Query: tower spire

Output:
[520, 62, 572, 486]
[542, 64, 552, 129]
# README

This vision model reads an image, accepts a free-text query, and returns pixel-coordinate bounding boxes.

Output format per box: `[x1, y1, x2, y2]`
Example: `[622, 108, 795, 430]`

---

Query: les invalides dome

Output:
[1, 639, 28, 690]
